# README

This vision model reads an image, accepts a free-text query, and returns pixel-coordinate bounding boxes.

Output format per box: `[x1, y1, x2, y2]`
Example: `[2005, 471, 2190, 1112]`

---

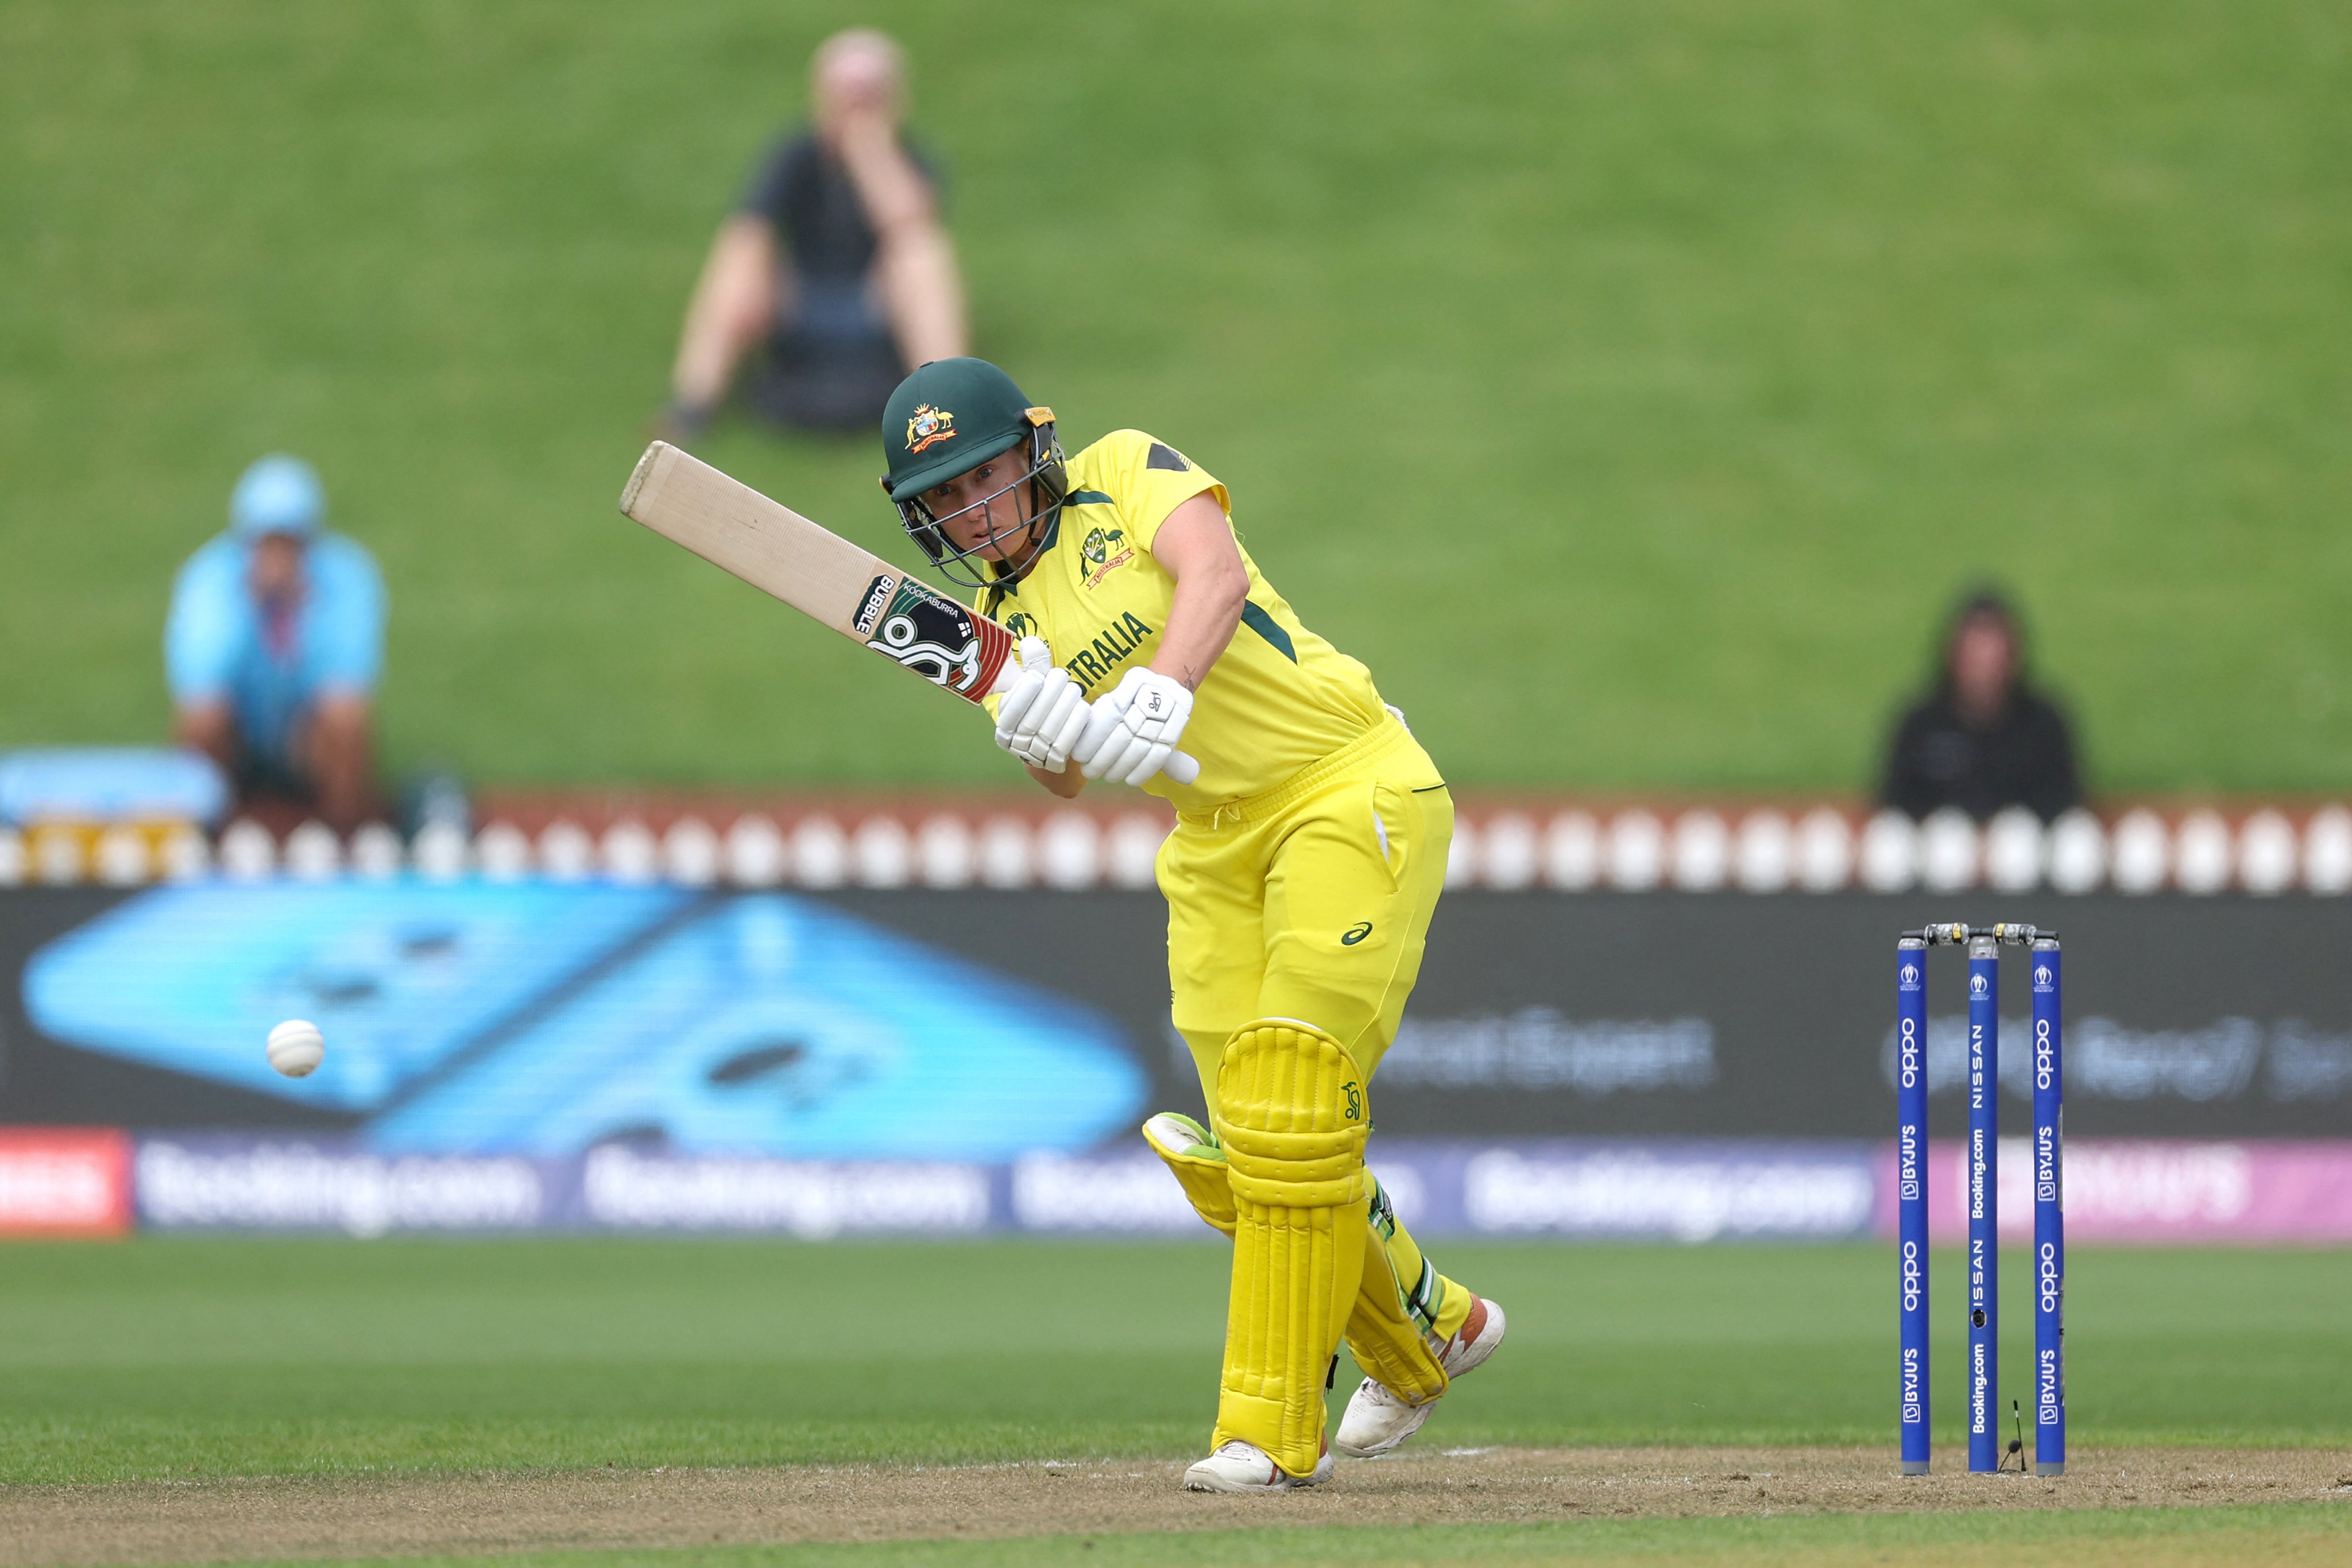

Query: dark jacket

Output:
[741, 129, 938, 285]
[1879, 689, 2082, 822]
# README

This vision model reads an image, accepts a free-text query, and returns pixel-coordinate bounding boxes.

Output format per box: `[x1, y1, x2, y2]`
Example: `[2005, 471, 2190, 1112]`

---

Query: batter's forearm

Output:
[1151, 558, 1247, 692]
[1027, 758, 1088, 797]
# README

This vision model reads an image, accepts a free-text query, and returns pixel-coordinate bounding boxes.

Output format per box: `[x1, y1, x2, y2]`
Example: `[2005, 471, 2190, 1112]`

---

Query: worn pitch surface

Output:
[6, 1446, 2348, 1567]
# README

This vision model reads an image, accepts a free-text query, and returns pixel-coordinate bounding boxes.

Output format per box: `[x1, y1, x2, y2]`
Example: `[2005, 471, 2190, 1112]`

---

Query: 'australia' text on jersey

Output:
[1066, 612, 1156, 692]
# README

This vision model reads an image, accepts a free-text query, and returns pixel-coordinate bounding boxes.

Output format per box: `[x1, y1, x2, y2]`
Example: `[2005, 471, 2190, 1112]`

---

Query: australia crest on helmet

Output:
[907, 403, 956, 454]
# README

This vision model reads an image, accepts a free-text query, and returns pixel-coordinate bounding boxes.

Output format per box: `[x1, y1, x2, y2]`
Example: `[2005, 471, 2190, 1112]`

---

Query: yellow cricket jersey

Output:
[977, 429, 1394, 811]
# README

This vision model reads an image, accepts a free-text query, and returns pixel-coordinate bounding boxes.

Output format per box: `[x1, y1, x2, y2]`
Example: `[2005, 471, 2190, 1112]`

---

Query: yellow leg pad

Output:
[1209, 1019, 1369, 1479]
[1344, 1177, 1450, 1405]
[1372, 1174, 1479, 1344]
[1141, 1112, 1236, 1238]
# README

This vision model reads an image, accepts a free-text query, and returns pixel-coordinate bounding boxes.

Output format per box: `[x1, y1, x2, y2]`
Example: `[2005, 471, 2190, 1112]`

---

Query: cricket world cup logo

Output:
[1970, 972, 1989, 1000]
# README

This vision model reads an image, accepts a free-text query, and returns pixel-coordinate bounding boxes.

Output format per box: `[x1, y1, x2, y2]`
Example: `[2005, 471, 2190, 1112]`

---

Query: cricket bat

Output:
[620, 442, 1198, 784]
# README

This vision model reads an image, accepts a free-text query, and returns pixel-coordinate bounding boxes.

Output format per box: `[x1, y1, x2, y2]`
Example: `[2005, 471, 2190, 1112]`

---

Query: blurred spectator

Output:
[662, 29, 966, 435]
[166, 455, 385, 833]
[1879, 587, 2082, 822]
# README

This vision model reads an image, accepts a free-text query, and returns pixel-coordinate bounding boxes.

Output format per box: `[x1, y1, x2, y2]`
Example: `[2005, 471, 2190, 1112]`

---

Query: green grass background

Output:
[5, 1238, 2348, 1485]
[235, 1506, 2352, 1568]
[3, 2, 2348, 792]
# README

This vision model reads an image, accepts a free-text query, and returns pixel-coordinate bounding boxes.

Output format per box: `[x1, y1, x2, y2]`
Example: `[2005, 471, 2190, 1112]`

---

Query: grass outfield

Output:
[3, 2, 2349, 793]
[227, 1508, 2352, 1567]
[5, 1238, 2349, 1484]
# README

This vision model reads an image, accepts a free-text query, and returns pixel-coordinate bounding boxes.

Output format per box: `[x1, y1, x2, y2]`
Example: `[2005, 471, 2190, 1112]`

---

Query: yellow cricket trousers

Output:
[1162, 714, 1451, 1082]
[1156, 714, 1477, 1472]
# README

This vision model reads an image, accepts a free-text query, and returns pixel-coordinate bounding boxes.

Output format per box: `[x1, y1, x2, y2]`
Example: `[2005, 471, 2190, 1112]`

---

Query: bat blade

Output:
[619, 442, 1199, 785]
[620, 441, 1013, 704]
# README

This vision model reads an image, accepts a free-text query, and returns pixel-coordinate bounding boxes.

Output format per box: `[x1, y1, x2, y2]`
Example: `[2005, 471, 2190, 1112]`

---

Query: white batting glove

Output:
[1074, 665, 1194, 786]
[993, 637, 1089, 770]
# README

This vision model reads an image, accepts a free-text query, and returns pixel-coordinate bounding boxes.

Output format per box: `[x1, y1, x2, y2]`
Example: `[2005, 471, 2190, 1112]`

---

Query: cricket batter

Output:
[879, 359, 1504, 1492]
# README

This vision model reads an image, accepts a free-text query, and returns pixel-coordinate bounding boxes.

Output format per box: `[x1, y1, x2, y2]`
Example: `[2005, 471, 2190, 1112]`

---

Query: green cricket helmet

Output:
[879, 358, 1067, 590]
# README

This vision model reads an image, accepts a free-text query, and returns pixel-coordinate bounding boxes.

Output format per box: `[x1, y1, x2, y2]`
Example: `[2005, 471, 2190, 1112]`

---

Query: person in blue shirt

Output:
[166, 455, 385, 831]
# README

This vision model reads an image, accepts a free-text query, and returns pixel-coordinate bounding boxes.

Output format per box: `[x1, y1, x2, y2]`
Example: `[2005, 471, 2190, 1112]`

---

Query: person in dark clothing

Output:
[662, 29, 966, 433]
[1879, 588, 2083, 822]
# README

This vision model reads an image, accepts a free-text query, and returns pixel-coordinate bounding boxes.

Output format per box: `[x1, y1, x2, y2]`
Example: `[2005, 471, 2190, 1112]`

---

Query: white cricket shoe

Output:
[1182, 1438, 1336, 1492]
[1334, 1295, 1507, 1458]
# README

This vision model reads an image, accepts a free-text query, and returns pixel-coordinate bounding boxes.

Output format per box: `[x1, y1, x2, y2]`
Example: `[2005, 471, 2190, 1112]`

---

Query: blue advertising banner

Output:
[5, 885, 2350, 1149]
[20, 886, 1146, 1162]
[127, 1134, 1885, 1242]
[124, 1132, 2352, 1244]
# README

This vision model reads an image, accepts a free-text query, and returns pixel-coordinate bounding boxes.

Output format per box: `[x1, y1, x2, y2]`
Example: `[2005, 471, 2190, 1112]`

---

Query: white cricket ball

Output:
[266, 1019, 326, 1078]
